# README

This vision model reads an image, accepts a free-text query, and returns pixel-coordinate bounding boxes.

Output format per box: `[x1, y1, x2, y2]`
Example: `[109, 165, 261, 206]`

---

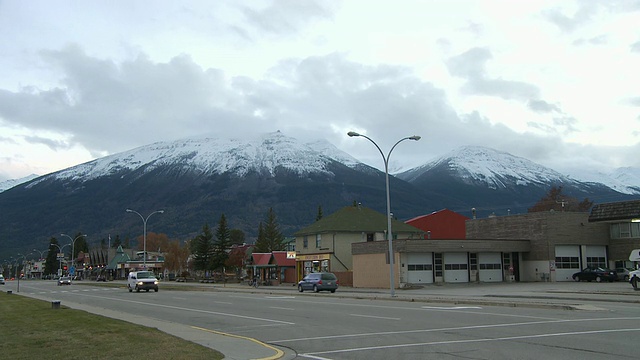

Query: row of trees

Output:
[190, 208, 285, 276]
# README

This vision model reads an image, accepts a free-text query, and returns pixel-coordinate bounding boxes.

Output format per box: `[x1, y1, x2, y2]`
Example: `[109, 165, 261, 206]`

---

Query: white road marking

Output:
[302, 328, 640, 357]
[349, 313, 400, 321]
[270, 306, 295, 311]
[421, 305, 482, 310]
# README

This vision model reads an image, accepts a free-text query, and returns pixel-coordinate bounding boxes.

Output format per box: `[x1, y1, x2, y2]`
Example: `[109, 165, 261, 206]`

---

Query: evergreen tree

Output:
[229, 229, 245, 245]
[44, 237, 60, 276]
[191, 223, 214, 273]
[316, 205, 323, 221]
[212, 214, 231, 272]
[254, 208, 284, 252]
[72, 232, 89, 260]
[112, 235, 122, 248]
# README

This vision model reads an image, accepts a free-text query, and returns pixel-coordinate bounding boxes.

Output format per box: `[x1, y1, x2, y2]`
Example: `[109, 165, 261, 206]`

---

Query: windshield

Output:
[136, 272, 155, 279]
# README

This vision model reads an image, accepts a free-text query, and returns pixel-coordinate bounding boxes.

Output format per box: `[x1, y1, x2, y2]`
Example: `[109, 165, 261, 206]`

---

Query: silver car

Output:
[298, 272, 338, 293]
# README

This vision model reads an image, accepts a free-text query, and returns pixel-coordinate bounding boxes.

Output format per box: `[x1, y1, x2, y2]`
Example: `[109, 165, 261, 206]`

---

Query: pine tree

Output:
[191, 223, 214, 274]
[254, 208, 284, 252]
[229, 229, 245, 245]
[212, 214, 231, 272]
[44, 237, 60, 276]
[316, 205, 323, 221]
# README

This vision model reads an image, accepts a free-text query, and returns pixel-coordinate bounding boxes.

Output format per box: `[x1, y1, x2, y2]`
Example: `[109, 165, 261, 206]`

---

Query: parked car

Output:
[572, 267, 616, 282]
[57, 276, 72, 286]
[0, 274, 4, 285]
[298, 272, 338, 293]
[615, 267, 632, 282]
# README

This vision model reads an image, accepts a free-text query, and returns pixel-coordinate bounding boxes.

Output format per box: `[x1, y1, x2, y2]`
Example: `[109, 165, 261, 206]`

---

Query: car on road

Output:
[57, 276, 72, 286]
[615, 267, 632, 282]
[572, 267, 616, 282]
[127, 271, 159, 292]
[0, 274, 4, 285]
[298, 272, 338, 293]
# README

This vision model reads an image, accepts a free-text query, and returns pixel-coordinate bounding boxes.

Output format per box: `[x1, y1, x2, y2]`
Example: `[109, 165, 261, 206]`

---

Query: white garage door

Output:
[555, 245, 580, 281]
[444, 252, 469, 283]
[585, 246, 607, 268]
[478, 252, 502, 282]
[406, 253, 433, 284]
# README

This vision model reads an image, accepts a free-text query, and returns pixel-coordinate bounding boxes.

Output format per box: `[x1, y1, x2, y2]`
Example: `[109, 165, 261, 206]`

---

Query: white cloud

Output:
[0, 0, 639, 182]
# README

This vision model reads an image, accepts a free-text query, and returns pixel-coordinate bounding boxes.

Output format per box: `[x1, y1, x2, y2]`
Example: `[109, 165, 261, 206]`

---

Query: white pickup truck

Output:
[628, 249, 640, 290]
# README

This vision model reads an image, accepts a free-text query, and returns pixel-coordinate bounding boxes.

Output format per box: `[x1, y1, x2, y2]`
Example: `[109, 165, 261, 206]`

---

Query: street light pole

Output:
[348, 131, 421, 297]
[60, 233, 87, 278]
[126, 209, 164, 268]
[50, 243, 70, 275]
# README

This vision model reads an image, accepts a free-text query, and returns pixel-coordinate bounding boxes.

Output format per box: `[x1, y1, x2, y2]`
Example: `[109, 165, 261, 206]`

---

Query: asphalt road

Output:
[8, 280, 640, 359]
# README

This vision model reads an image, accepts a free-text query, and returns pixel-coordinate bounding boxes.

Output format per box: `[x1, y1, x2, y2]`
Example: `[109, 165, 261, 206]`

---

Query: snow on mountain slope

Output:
[400, 146, 570, 189]
[0, 174, 39, 192]
[28, 131, 360, 185]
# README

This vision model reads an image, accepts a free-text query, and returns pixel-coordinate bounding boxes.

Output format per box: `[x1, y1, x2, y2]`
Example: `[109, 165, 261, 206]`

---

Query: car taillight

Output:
[318, 280, 323, 284]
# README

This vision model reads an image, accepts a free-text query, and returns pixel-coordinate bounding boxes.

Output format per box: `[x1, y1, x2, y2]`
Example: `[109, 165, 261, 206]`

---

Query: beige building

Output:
[293, 204, 424, 286]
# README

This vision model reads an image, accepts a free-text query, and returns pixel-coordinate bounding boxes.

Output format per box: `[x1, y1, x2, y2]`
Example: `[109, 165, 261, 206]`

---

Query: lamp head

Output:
[347, 131, 360, 137]
[126, 209, 133, 213]
[409, 135, 421, 141]
[159, 210, 165, 214]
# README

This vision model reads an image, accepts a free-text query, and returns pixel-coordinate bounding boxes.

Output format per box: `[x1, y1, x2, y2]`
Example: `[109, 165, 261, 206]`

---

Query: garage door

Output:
[406, 253, 433, 284]
[555, 245, 580, 281]
[585, 246, 607, 268]
[444, 252, 469, 283]
[478, 252, 502, 282]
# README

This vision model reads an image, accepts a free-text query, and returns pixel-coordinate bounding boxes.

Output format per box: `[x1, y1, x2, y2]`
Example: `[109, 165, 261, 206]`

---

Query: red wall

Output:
[405, 209, 469, 239]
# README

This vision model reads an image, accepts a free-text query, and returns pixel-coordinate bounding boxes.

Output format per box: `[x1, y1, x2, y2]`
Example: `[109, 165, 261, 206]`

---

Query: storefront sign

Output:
[296, 254, 331, 261]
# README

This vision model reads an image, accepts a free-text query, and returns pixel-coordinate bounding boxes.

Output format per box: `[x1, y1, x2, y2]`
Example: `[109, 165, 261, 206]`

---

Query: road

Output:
[8, 280, 640, 359]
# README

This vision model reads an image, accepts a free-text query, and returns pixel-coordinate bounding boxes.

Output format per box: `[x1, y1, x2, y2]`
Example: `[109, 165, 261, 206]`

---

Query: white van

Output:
[127, 271, 159, 292]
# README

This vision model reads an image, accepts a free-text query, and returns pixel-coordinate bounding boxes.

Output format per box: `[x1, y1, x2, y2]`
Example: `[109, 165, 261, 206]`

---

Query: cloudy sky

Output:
[1, 0, 639, 182]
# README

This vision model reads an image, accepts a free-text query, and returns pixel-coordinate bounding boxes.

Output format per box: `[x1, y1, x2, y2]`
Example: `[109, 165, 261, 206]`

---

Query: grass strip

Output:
[0, 292, 223, 360]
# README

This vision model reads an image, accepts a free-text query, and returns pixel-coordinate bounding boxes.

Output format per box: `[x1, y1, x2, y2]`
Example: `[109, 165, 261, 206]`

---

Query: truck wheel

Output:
[128, 287, 132, 293]
[633, 277, 638, 290]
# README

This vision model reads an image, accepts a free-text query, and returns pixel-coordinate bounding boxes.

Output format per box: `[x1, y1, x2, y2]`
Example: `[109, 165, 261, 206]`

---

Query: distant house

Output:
[294, 204, 425, 286]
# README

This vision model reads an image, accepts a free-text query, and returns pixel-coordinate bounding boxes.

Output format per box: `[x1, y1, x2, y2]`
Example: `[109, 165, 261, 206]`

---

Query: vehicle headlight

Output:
[136, 281, 143, 286]
[154, 280, 158, 285]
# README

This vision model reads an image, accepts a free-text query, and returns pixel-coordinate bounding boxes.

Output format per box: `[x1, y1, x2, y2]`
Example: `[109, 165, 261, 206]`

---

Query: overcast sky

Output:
[1, 0, 639, 182]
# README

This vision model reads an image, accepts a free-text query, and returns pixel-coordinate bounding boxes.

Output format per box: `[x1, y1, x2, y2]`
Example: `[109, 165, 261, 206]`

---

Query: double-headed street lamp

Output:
[348, 131, 421, 297]
[126, 209, 164, 268]
[60, 233, 87, 273]
[50, 243, 70, 274]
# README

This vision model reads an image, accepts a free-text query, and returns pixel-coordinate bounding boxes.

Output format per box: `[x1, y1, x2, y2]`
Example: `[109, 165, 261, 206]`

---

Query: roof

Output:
[588, 200, 640, 222]
[106, 245, 131, 270]
[405, 208, 470, 223]
[272, 251, 295, 267]
[252, 253, 272, 266]
[294, 205, 424, 236]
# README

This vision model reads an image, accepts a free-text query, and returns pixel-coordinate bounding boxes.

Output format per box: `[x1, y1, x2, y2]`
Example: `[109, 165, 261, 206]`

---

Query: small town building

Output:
[293, 204, 425, 287]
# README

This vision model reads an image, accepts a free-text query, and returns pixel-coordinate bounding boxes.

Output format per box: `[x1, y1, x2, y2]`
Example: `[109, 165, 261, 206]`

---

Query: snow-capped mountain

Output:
[0, 173, 39, 192]
[32, 131, 361, 185]
[0, 134, 638, 260]
[398, 146, 571, 189]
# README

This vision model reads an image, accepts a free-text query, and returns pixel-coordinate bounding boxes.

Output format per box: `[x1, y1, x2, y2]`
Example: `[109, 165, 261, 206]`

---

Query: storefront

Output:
[296, 253, 331, 282]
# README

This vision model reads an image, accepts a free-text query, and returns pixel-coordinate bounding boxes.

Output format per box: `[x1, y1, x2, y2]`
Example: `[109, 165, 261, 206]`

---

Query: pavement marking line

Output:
[265, 296, 297, 299]
[302, 328, 640, 357]
[270, 306, 296, 311]
[271, 316, 640, 343]
[349, 314, 401, 321]
[59, 292, 297, 325]
[421, 306, 482, 310]
[192, 326, 285, 360]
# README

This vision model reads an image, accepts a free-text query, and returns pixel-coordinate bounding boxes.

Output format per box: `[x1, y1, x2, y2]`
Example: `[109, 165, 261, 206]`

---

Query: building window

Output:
[408, 264, 433, 271]
[315, 234, 321, 248]
[434, 253, 443, 277]
[586, 257, 606, 268]
[303, 236, 308, 249]
[469, 253, 477, 271]
[555, 256, 579, 269]
[366, 233, 374, 242]
[610, 222, 640, 239]
[502, 252, 510, 271]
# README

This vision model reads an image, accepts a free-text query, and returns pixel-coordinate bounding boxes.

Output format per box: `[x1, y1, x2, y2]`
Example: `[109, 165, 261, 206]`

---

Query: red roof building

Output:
[405, 209, 469, 239]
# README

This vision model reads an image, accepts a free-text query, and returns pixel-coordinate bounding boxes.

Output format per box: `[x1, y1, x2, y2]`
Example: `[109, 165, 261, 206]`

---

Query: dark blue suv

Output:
[298, 272, 338, 293]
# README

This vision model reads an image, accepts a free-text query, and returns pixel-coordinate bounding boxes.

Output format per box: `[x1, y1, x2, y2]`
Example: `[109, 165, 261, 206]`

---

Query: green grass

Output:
[0, 292, 223, 360]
